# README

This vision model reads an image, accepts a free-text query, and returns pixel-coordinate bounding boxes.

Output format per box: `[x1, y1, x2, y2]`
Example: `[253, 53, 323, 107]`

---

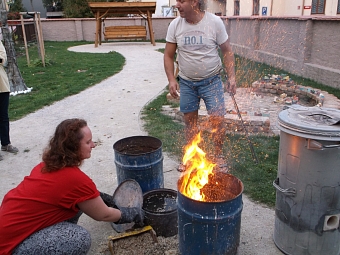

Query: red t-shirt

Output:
[0, 162, 100, 254]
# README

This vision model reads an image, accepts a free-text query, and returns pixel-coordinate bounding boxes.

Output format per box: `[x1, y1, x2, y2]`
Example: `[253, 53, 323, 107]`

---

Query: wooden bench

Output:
[103, 26, 147, 41]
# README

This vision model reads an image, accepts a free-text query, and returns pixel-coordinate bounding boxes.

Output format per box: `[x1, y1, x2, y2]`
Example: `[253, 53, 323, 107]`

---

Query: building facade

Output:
[226, 0, 340, 17]
[164, 0, 340, 17]
[17, 0, 340, 18]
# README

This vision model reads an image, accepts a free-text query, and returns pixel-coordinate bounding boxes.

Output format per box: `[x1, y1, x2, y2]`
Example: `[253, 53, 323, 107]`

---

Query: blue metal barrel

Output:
[177, 173, 243, 255]
[113, 136, 164, 193]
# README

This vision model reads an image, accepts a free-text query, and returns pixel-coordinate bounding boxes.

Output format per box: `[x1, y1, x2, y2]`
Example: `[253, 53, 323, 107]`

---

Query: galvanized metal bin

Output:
[274, 105, 340, 255]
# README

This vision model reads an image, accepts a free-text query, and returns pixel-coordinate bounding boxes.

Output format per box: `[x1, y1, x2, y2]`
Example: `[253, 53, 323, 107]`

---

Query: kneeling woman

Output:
[0, 118, 143, 254]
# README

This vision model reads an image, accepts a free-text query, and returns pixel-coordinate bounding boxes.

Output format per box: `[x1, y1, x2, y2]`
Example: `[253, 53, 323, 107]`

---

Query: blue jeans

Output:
[0, 92, 10, 146]
[178, 75, 226, 116]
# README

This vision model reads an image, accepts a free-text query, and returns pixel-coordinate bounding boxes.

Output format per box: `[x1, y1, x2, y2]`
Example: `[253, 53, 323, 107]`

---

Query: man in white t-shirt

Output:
[164, 0, 236, 171]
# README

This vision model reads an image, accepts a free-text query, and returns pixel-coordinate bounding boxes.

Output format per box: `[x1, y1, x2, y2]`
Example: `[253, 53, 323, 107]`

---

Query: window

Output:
[234, 0, 240, 16]
[337, 0, 340, 14]
[253, 0, 259, 15]
[311, 0, 326, 14]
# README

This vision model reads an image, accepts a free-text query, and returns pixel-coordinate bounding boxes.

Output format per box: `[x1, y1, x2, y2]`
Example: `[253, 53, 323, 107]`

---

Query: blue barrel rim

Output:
[177, 173, 244, 204]
[113, 135, 162, 156]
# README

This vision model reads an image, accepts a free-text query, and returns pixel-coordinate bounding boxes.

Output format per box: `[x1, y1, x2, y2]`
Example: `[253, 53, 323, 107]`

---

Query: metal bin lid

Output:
[110, 179, 143, 233]
[277, 105, 340, 141]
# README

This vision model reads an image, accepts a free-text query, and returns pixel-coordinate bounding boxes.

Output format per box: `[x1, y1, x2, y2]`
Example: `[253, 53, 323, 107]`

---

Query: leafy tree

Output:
[62, 0, 93, 18]
[42, 0, 63, 11]
[42, 0, 54, 8]
[62, 0, 125, 18]
[7, 0, 26, 20]
[9, 0, 25, 12]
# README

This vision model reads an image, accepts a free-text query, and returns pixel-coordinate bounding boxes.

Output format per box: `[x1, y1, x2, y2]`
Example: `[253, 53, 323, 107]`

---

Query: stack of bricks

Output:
[251, 75, 340, 109]
[219, 114, 271, 135]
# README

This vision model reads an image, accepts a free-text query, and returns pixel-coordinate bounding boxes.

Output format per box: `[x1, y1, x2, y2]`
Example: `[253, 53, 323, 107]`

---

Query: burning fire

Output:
[178, 132, 216, 201]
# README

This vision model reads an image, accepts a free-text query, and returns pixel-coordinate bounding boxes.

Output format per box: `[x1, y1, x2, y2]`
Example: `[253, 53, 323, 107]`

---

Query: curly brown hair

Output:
[42, 118, 88, 172]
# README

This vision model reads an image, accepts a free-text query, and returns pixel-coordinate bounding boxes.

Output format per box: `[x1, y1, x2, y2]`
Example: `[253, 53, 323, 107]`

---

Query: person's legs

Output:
[178, 76, 201, 143]
[0, 92, 10, 146]
[179, 75, 228, 171]
[0, 92, 18, 154]
[178, 111, 199, 171]
[183, 111, 199, 144]
[178, 77, 201, 171]
[209, 115, 226, 156]
[12, 222, 91, 255]
[198, 75, 226, 156]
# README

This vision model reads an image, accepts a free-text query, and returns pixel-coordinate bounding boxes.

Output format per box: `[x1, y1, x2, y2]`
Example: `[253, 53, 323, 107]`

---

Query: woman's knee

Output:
[13, 222, 91, 255]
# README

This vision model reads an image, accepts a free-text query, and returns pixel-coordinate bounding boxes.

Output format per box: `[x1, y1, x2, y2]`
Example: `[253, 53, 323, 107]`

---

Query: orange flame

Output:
[179, 132, 215, 201]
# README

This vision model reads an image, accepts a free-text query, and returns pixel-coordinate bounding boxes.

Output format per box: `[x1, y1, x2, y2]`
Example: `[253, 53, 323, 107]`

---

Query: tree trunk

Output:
[1, 10, 27, 93]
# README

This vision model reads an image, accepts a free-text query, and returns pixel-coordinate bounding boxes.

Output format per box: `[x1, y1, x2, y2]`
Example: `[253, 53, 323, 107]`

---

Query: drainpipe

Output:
[301, 0, 305, 16]
[270, 0, 273, 16]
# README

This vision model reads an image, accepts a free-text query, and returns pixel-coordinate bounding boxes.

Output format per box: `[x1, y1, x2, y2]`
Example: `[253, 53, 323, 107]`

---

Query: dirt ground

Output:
[0, 42, 284, 255]
[91, 191, 281, 255]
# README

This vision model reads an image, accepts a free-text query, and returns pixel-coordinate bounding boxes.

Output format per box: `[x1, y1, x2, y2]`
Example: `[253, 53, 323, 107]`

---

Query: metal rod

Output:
[223, 73, 260, 164]
[230, 93, 259, 163]
[230, 92, 259, 164]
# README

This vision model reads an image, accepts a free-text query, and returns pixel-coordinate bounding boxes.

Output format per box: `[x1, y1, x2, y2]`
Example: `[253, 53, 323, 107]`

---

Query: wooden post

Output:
[95, 11, 100, 47]
[37, 13, 45, 58]
[99, 19, 102, 46]
[34, 12, 45, 67]
[146, 10, 155, 46]
[32, 14, 41, 62]
[20, 13, 29, 65]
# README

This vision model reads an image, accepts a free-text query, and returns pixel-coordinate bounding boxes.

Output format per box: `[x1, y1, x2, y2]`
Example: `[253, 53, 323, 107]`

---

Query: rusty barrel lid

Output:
[277, 105, 340, 141]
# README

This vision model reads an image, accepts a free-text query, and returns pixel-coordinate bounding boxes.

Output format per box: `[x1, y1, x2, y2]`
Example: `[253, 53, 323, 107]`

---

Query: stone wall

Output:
[225, 16, 340, 90]
[36, 17, 172, 42]
[251, 79, 340, 109]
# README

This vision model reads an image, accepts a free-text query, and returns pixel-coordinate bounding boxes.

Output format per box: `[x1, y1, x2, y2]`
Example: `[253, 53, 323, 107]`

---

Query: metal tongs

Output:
[227, 80, 259, 164]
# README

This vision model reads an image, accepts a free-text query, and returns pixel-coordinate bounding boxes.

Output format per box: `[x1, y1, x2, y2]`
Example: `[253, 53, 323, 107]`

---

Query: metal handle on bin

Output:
[307, 139, 340, 150]
[273, 178, 296, 196]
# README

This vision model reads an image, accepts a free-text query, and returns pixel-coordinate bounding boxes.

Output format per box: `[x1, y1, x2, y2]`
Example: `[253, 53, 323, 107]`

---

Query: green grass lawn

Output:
[10, 41, 125, 120]
[10, 41, 339, 208]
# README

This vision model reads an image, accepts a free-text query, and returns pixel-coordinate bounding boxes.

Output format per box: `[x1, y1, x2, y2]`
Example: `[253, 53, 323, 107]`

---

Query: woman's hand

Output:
[115, 206, 145, 227]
